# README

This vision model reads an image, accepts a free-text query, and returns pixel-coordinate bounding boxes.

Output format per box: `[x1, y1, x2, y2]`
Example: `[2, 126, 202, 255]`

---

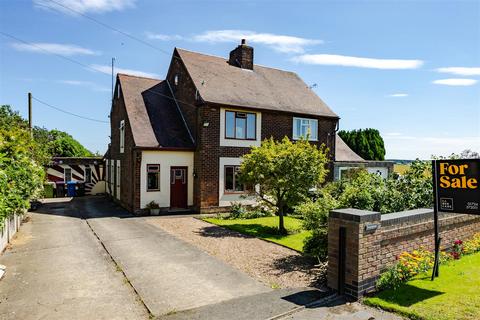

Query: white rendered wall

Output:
[140, 151, 194, 209]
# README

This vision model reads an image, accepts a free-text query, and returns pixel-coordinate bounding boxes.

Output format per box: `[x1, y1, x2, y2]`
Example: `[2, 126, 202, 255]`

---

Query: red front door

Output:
[170, 167, 188, 209]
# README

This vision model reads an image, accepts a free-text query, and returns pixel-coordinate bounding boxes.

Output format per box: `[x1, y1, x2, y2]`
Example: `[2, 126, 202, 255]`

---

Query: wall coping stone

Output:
[381, 208, 432, 226]
[330, 208, 381, 222]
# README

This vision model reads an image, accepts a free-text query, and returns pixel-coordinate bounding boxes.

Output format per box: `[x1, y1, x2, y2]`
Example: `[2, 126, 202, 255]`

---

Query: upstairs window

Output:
[147, 164, 160, 191]
[225, 110, 256, 140]
[293, 117, 318, 141]
[224, 165, 244, 193]
[84, 167, 92, 183]
[119, 120, 125, 153]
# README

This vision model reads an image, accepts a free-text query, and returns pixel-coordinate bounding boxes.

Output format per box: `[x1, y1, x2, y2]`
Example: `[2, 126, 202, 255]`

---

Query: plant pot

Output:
[150, 208, 160, 216]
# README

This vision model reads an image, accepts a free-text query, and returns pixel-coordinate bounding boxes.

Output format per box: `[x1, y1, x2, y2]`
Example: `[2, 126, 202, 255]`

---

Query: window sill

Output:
[224, 191, 246, 195]
[147, 189, 160, 192]
[224, 137, 257, 141]
[292, 137, 318, 142]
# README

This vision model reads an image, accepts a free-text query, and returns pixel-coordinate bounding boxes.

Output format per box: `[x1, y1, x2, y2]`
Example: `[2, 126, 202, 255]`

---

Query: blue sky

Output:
[0, 0, 479, 159]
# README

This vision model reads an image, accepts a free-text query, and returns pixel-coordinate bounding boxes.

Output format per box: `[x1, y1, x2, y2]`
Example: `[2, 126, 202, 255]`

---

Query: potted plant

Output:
[146, 201, 160, 215]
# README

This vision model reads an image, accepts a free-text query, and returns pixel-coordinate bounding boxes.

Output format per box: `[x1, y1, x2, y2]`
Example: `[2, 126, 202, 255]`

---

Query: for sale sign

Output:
[434, 159, 480, 215]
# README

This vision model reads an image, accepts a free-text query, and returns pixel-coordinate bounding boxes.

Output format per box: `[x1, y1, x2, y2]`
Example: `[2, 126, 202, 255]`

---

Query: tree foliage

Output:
[239, 137, 329, 234]
[33, 127, 93, 157]
[0, 105, 93, 226]
[338, 128, 386, 161]
[0, 105, 45, 225]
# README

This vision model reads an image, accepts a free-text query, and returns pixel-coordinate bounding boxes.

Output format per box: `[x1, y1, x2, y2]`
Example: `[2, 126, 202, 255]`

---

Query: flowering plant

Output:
[462, 234, 480, 255]
[451, 239, 463, 259]
[377, 248, 451, 290]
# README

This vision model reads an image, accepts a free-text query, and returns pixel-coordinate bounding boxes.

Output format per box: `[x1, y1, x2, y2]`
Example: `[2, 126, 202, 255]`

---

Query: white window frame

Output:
[224, 110, 257, 140]
[224, 165, 245, 193]
[293, 117, 318, 141]
[119, 120, 125, 153]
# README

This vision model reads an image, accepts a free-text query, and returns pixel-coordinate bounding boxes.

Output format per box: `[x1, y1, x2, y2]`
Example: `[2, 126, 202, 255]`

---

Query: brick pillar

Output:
[327, 208, 382, 300]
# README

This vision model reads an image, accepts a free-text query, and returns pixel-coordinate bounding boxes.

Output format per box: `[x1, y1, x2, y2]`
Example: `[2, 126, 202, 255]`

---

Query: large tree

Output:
[338, 128, 385, 161]
[239, 137, 329, 234]
[35, 128, 93, 157]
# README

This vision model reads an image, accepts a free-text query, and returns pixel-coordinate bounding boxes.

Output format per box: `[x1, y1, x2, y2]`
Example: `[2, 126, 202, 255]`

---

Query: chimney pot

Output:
[228, 40, 254, 70]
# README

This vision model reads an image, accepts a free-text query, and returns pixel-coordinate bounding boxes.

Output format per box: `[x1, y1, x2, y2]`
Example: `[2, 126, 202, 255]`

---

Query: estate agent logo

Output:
[434, 159, 480, 215]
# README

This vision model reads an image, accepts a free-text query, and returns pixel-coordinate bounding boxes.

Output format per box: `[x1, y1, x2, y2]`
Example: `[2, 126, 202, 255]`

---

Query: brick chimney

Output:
[228, 39, 254, 70]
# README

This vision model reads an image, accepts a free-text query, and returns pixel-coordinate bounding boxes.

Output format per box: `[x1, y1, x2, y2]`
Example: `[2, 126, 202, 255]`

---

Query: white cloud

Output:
[432, 78, 477, 86]
[33, 0, 135, 14]
[146, 32, 184, 41]
[384, 134, 480, 159]
[436, 67, 480, 76]
[389, 93, 409, 97]
[58, 80, 110, 92]
[89, 64, 158, 78]
[293, 54, 423, 69]
[11, 42, 98, 56]
[192, 30, 322, 53]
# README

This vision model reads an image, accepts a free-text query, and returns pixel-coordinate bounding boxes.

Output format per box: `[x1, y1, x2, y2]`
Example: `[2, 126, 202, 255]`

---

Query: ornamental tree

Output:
[239, 137, 329, 234]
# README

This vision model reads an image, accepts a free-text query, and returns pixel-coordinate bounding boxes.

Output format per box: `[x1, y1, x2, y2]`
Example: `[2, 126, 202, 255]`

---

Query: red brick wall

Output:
[327, 208, 480, 299]
[194, 105, 338, 212]
[109, 82, 137, 212]
[166, 51, 338, 211]
[380, 213, 480, 266]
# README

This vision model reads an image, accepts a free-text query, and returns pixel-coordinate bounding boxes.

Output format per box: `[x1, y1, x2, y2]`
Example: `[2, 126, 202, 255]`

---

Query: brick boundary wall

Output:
[327, 208, 480, 300]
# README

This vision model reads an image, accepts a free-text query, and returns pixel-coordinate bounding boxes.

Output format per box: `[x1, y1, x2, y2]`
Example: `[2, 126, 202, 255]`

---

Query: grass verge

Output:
[203, 216, 310, 252]
[364, 252, 480, 320]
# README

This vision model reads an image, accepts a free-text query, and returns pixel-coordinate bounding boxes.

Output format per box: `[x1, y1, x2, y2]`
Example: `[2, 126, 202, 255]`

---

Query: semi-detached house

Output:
[105, 40, 339, 214]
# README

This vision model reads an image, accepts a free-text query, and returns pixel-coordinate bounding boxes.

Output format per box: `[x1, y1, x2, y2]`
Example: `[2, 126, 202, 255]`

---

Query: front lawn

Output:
[203, 216, 310, 252]
[364, 252, 480, 320]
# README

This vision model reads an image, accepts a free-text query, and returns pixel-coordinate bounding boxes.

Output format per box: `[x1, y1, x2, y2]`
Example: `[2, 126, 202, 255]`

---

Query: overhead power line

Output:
[31, 96, 110, 123]
[0, 31, 202, 112]
[40, 0, 259, 97]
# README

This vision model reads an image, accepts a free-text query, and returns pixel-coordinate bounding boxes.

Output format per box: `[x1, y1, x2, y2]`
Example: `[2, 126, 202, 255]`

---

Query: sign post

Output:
[431, 159, 480, 280]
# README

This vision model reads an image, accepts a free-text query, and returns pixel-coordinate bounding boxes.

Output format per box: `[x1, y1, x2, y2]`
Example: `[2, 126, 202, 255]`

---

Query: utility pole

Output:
[111, 57, 115, 102]
[28, 92, 32, 136]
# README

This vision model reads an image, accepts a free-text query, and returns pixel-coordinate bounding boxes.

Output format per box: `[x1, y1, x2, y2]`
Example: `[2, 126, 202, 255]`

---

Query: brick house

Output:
[105, 40, 339, 213]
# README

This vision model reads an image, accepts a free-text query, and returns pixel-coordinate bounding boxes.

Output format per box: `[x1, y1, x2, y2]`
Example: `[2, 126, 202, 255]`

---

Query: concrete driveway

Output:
[77, 197, 271, 316]
[0, 197, 274, 319]
[0, 198, 148, 320]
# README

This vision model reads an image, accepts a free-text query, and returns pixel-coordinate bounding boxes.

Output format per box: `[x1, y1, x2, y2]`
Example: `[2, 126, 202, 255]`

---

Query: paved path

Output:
[0, 198, 148, 320]
[77, 197, 271, 316]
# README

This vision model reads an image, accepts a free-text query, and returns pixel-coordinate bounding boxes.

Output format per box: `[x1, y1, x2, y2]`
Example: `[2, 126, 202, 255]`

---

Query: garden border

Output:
[327, 208, 480, 299]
